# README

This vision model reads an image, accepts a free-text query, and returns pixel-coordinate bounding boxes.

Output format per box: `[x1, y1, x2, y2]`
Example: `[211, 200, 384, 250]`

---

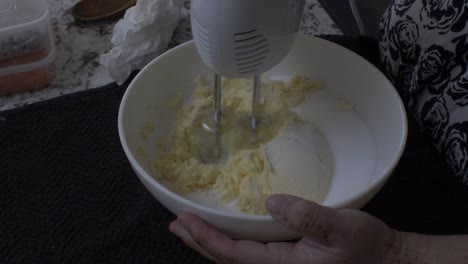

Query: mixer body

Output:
[191, 0, 305, 78]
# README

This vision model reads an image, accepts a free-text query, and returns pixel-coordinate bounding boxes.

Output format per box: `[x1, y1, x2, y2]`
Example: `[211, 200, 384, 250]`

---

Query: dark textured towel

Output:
[1, 36, 468, 264]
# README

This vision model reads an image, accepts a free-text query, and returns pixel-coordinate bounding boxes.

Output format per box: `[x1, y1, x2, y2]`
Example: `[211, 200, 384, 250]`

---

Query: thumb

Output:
[266, 194, 342, 245]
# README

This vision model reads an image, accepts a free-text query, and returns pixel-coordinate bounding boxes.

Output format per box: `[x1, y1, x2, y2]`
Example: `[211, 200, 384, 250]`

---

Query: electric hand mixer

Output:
[191, 0, 305, 163]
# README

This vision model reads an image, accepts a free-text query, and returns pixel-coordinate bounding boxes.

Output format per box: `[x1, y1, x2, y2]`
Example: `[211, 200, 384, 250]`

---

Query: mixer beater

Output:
[191, 0, 305, 163]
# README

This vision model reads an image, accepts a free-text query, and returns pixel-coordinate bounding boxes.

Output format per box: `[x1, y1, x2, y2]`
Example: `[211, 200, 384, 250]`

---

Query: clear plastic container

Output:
[0, 0, 56, 96]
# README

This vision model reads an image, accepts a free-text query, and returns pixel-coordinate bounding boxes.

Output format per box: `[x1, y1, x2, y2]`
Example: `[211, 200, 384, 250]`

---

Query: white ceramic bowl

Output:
[118, 34, 407, 241]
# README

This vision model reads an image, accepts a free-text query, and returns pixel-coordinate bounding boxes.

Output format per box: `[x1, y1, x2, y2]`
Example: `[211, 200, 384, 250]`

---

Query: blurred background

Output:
[0, 0, 392, 111]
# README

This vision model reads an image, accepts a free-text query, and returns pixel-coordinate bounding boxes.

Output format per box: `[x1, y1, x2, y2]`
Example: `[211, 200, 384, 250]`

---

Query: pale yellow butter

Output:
[151, 76, 322, 215]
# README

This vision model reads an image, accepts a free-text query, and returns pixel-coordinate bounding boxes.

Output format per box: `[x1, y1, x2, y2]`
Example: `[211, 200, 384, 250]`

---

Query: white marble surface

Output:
[0, 0, 341, 111]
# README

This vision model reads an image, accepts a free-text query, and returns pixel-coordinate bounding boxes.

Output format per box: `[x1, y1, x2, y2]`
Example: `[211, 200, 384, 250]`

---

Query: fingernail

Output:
[177, 213, 192, 230]
[266, 195, 287, 215]
[169, 221, 185, 237]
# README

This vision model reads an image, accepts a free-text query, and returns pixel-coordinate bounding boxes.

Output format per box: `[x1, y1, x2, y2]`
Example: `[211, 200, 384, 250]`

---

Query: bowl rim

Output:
[118, 34, 408, 221]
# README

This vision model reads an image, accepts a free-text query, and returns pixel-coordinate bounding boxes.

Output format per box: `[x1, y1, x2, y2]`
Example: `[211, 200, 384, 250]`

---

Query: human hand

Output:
[169, 194, 401, 264]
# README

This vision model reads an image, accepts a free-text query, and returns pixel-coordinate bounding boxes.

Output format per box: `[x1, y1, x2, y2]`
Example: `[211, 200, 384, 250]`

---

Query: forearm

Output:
[385, 231, 468, 264]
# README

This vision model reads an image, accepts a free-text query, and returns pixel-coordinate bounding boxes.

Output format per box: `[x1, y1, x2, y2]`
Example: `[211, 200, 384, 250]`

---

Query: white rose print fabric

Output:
[379, 0, 468, 184]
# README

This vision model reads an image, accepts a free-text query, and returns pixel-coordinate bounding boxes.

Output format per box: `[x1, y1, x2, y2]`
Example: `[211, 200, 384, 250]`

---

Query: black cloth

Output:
[1, 36, 468, 264]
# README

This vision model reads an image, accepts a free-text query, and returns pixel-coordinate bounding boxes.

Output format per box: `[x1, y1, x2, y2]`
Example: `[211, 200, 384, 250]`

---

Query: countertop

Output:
[0, 0, 341, 111]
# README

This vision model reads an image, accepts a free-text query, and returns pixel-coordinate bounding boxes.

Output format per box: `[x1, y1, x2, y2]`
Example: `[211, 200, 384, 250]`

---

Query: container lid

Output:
[0, 26, 55, 76]
[0, 0, 49, 32]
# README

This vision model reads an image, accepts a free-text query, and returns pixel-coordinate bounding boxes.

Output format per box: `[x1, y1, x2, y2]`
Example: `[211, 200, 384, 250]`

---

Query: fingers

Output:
[169, 220, 216, 262]
[266, 194, 342, 245]
[177, 213, 240, 264]
[171, 212, 294, 264]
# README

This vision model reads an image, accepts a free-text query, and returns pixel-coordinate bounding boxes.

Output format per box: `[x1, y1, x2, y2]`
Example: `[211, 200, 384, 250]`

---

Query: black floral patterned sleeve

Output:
[379, 0, 468, 185]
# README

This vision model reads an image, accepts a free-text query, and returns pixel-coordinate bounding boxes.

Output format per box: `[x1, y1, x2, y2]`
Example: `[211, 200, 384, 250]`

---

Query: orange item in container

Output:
[0, 0, 56, 96]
